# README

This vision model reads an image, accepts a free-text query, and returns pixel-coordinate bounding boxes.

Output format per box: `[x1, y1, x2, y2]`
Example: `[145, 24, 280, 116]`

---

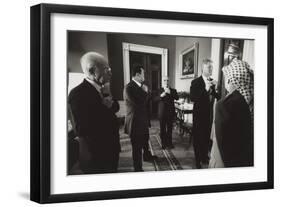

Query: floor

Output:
[69, 120, 200, 175]
[118, 120, 197, 173]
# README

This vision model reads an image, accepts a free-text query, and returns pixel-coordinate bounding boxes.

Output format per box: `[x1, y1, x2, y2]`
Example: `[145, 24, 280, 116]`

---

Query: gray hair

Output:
[202, 58, 213, 66]
[80, 52, 107, 77]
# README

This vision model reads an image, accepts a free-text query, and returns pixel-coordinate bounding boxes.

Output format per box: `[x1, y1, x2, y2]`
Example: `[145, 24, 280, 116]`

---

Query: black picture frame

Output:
[30, 3, 274, 204]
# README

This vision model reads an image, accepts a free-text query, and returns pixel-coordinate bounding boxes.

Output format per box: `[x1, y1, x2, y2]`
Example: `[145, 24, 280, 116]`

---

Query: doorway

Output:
[122, 42, 168, 118]
[219, 39, 244, 99]
[129, 51, 162, 117]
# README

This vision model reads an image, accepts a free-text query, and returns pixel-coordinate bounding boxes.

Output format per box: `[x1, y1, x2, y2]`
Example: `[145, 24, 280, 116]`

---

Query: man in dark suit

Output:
[215, 59, 254, 167]
[190, 59, 220, 168]
[68, 52, 120, 174]
[215, 91, 253, 167]
[123, 65, 156, 172]
[157, 76, 179, 149]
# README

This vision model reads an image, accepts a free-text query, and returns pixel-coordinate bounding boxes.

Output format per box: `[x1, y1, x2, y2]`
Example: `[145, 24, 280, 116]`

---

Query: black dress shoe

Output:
[167, 144, 175, 149]
[196, 163, 202, 169]
[201, 157, 209, 165]
[134, 169, 144, 172]
[201, 160, 209, 165]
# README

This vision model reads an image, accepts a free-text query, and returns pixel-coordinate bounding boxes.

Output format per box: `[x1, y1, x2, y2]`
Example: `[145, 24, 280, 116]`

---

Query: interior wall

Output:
[174, 37, 212, 93]
[243, 40, 255, 70]
[107, 33, 176, 100]
[66, 32, 253, 99]
[67, 31, 108, 73]
[211, 39, 223, 82]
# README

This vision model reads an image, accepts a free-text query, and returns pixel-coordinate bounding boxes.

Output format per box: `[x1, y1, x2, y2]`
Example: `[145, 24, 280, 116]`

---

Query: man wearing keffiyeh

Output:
[214, 58, 254, 167]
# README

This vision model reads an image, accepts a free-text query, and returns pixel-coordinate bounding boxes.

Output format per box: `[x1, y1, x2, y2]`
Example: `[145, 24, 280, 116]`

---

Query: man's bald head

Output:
[80, 52, 111, 83]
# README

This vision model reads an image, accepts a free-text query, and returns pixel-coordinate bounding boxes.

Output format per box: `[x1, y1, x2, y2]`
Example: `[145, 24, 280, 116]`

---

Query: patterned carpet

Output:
[69, 120, 196, 174]
[118, 120, 196, 172]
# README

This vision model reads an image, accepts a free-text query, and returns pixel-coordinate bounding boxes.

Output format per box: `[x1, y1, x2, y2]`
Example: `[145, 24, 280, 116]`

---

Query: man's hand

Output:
[164, 87, 171, 94]
[101, 82, 111, 96]
[160, 92, 166, 97]
[142, 84, 148, 92]
[210, 79, 217, 86]
[102, 96, 114, 108]
[206, 79, 217, 91]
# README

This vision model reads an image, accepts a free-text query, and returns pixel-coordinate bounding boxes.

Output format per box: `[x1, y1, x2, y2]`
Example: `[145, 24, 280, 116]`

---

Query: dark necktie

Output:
[207, 78, 214, 103]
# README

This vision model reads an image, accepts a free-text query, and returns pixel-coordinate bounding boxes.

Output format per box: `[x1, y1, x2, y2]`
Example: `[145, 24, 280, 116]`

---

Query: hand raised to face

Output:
[141, 84, 148, 92]
[164, 87, 171, 94]
[209, 79, 217, 86]
[101, 82, 111, 96]
[102, 96, 113, 108]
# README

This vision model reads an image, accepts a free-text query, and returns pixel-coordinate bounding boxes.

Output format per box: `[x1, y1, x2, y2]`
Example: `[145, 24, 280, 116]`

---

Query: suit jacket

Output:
[68, 79, 121, 157]
[123, 81, 150, 137]
[157, 87, 179, 119]
[190, 76, 219, 135]
[215, 90, 253, 167]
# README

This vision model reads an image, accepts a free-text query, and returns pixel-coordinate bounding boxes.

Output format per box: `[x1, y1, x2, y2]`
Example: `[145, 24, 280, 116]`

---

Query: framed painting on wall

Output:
[180, 42, 198, 79]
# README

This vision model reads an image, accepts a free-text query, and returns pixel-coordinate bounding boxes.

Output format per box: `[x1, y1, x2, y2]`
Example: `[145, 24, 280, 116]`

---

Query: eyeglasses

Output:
[105, 67, 111, 74]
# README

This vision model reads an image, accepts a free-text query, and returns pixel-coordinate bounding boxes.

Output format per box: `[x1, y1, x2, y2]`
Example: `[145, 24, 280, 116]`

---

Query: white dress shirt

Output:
[132, 78, 142, 87]
[85, 78, 103, 97]
[202, 75, 211, 91]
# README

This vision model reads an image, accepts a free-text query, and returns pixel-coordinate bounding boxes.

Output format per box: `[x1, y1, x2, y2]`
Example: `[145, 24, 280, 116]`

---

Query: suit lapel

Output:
[131, 80, 144, 96]
[130, 80, 139, 89]
[82, 79, 102, 103]
[199, 76, 205, 89]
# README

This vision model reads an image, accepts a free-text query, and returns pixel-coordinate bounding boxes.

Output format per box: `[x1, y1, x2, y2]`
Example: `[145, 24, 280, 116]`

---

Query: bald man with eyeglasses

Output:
[68, 52, 120, 174]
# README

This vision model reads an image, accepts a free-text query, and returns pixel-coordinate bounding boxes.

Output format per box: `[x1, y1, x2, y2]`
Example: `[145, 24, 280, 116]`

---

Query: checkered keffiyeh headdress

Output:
[222, 59, 254, 115]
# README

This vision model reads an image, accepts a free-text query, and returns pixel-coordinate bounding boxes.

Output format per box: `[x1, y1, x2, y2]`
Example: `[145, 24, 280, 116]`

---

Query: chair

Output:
[175, 105, 193, 146]
[181, 111, 193, 146]
[174, 102, 184, 132]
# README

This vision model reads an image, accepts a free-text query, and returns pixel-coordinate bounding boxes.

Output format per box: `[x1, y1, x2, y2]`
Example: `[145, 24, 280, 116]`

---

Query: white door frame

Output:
[122, 42, 168, 86]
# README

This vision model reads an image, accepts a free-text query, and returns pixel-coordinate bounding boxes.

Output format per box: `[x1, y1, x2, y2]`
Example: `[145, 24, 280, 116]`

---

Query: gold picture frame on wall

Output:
[179, 42, 198, 79]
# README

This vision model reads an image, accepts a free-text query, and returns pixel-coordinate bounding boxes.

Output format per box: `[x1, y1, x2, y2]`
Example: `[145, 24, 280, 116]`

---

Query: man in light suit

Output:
[123, 65, 156, 172]
[190, 59, 220, 169]
[68, 52, 120, 174]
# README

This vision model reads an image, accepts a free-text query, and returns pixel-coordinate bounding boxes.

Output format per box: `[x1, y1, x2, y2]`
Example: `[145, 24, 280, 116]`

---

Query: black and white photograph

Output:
[29, 3, 274, 204]
[67, 31, 255, 175]
[0, 0, 279, 206]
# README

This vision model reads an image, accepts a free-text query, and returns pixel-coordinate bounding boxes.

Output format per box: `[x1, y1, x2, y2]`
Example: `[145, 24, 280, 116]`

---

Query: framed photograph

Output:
[180, 42, 198, 79]
[30, 3, 274, 203]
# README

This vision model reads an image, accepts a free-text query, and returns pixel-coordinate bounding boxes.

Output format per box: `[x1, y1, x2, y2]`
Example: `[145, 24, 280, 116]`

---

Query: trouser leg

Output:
[143, 134, 149, 153]
[193, 134, 201, 168]
[108, 152, 120, 173]
[143, 134, 158, 161]
[131, 138, 144, 171]
[160, 118, 167, 146]
[201, 131, 211, 163]
[207, 125, 213, 153]
[167, 118, 173, 146]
